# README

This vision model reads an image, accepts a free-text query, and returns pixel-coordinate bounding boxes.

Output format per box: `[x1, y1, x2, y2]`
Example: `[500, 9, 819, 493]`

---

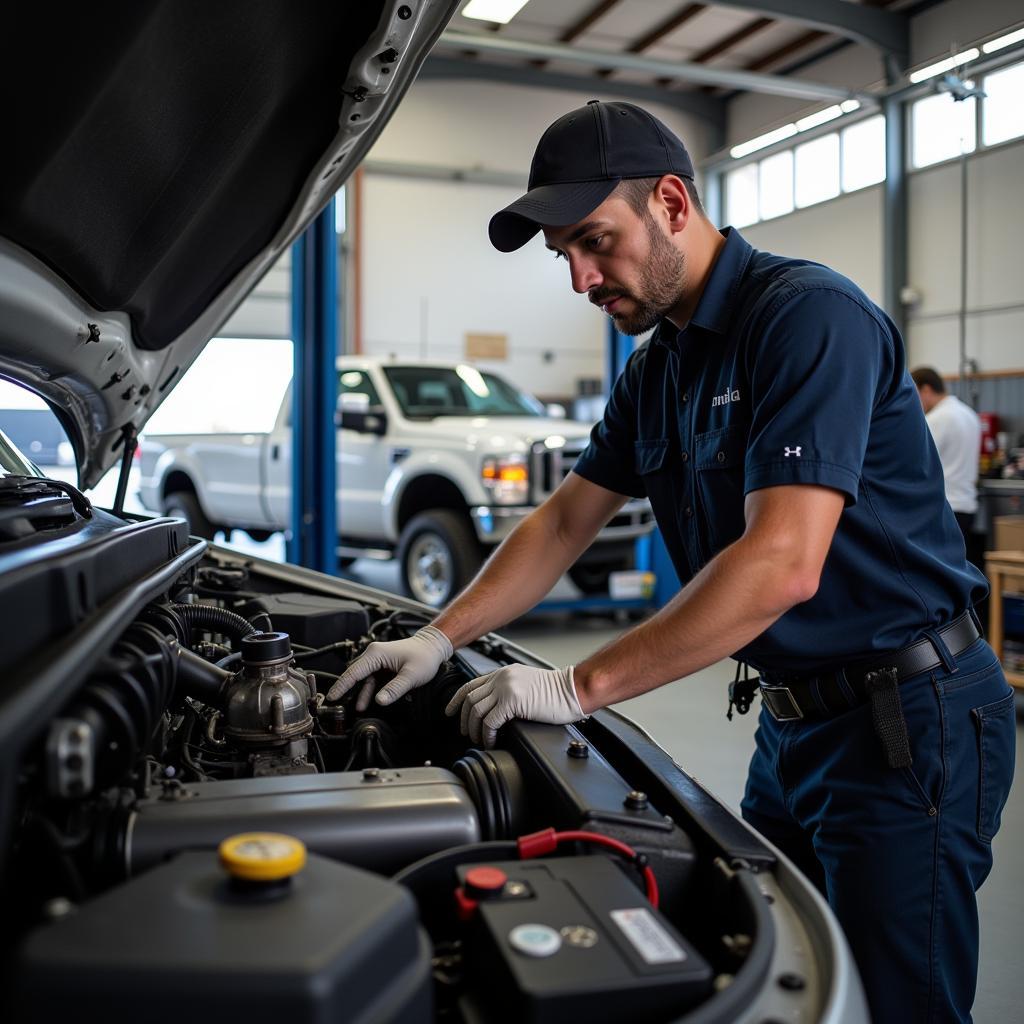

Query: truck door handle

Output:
[271, 444, 280, 461]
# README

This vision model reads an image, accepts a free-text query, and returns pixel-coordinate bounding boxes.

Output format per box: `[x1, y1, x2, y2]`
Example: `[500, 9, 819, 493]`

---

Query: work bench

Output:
[984, 550, 1024, 690]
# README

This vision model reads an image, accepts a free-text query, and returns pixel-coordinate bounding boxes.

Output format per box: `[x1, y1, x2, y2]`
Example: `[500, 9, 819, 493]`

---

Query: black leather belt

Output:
[759, 612, 982, 723]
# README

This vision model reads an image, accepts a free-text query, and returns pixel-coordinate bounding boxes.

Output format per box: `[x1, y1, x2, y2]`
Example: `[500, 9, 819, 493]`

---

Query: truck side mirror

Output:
[337, 406, 388, 436]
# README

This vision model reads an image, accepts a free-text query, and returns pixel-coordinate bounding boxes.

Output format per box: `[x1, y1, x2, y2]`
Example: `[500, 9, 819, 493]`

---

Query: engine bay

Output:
[0, 517, 837, 1023]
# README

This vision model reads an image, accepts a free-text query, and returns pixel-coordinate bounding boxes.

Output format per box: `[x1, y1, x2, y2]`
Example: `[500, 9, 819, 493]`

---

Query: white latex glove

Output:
[327, 625, 454, 710]
[444, 664, 584, 749]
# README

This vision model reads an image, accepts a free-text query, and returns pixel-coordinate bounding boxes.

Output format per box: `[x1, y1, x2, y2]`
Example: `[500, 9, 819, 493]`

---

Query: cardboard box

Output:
[993, 516, 1024, 553]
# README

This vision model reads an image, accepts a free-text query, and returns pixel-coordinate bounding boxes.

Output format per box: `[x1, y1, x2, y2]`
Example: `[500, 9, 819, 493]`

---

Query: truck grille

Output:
[531, 437, 590, 502]
[530, 436, 655, 538]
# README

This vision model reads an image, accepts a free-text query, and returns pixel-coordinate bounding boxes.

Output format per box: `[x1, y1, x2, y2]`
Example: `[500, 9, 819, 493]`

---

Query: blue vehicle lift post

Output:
[607, 320, 679, 610]
[287, 198, 338, 574]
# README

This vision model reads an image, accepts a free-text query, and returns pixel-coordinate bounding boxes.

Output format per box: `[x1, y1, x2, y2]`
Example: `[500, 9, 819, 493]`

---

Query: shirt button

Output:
[681, 393, 689, 403]
[685, 506, 694, 518]
[716, 451, 726, 463]
[681, 451, 689, 462]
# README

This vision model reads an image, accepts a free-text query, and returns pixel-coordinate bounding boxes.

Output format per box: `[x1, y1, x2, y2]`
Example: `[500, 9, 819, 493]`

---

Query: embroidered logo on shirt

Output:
[783, 446, 802, 457]
[711, 387, 741, 408]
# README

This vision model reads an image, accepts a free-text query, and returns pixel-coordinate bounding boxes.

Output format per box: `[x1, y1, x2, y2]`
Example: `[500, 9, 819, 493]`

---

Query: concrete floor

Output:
[502, 613, 1024, 1024]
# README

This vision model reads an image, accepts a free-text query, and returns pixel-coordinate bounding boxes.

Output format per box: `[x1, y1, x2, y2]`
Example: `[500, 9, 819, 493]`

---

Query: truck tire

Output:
[164, 490, 217, 540]
[398, 510, 482, 608]
[567, 557, 636, 596]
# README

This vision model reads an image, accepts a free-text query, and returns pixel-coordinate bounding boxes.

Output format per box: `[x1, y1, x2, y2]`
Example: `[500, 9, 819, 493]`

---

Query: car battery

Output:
[455, 855, 713, 1023]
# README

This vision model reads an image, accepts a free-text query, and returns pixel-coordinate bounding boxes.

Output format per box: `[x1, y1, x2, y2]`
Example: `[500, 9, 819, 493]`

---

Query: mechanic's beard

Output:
[609, 217, 686, 336]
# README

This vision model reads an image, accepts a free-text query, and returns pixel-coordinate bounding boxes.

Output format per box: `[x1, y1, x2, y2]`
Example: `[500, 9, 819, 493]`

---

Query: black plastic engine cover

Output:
[240, 592, 370, 650]
[14, 850, 432, 1024]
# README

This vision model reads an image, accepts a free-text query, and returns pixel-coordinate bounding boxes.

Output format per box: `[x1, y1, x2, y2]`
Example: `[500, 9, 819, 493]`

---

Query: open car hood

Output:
[0, 1, 459, 488]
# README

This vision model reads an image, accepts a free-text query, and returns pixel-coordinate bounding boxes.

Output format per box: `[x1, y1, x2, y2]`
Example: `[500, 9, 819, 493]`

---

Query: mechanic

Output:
[329, 101, 1015, 1023]
[911, 365, 983, 549]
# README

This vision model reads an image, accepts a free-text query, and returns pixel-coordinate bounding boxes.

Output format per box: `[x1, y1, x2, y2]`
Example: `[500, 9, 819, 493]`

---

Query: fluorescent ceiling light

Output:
[795, 105, 842, 131]
[983, 26, 1024, 53]
[840, 99, 861, 114]
[730, 123, 797, 159]
[909, 47, 980, 84]
[462, 0, 531, 24]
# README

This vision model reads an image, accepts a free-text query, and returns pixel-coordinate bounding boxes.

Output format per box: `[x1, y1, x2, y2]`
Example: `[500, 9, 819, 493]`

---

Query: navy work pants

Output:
[741, 638, 1015, 1023]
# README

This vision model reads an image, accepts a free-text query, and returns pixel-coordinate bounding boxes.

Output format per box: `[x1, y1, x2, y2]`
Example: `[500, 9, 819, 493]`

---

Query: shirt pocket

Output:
[694, 424, 747, 557]
[633, 438, 673, 519]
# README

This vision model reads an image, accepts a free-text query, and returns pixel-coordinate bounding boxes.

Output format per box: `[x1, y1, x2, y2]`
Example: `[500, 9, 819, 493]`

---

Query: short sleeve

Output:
[744, 288, 894, 506]
[572, 348, 646, 499]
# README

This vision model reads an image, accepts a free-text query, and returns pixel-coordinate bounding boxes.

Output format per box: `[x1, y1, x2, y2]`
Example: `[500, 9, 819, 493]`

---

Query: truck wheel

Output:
[398, 511, 481, 608]
[164, 490, 217, 540]
[567, 563, 614, 595]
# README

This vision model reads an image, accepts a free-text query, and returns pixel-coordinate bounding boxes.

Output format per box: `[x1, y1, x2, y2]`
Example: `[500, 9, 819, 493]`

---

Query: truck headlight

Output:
[481, 454, 529, 505]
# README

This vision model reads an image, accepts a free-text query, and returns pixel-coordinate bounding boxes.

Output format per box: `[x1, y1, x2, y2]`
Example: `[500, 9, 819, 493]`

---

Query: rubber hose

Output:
[169, 603, 260, 645]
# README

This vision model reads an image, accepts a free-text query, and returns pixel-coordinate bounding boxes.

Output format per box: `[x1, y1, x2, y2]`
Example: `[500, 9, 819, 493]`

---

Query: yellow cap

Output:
[218, 832, 307, 881]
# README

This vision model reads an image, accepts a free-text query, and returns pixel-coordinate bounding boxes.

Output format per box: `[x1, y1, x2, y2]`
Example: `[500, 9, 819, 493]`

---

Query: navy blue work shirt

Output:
[573, 227, 986, 672]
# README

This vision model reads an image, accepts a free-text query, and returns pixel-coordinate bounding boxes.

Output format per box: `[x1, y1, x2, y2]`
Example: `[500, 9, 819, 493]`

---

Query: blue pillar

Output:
[288, 199, 338, 574]
[606, 321, 679, 607]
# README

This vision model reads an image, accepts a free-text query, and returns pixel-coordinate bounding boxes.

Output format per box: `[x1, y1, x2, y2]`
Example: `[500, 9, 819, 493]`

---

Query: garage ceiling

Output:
[426, 1, 925, 128]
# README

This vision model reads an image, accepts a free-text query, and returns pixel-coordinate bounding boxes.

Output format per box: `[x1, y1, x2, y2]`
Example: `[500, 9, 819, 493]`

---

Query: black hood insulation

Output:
[3, 0, 385, 350]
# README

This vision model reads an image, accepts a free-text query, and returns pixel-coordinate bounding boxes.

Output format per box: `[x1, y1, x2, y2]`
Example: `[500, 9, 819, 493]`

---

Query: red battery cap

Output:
[465, 866, 508, 897]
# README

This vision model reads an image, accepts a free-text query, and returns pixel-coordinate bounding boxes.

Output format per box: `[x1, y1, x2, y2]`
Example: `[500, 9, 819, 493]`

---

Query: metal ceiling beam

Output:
[435, 31, 875, 104]
[599, 3, 706, 81]
[627, 4, 706, 54]
[692, 16, 774, 63]
[746, 28, 826, 72]
[420, 55, 726, 128]
[532, 0, 624, 72]
[703, 1, 907, 62]
[560, 0, 623, 44]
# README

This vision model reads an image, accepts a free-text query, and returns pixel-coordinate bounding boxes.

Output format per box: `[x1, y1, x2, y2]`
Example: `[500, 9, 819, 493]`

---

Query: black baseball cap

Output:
[488, 100, 695, 253]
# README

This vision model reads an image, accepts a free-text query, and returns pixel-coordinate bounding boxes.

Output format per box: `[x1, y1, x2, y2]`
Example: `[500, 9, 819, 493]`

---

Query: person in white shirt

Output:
[911, 365, 982, 554]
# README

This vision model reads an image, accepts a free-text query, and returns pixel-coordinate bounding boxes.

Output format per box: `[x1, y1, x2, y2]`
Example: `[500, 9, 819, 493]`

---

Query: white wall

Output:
[906, 139, 1024, 373]
[361, 174, 605, 394]
[220, 251, 290, 339]
[739, 186, 883, 304]
[359, 79, 714, 395]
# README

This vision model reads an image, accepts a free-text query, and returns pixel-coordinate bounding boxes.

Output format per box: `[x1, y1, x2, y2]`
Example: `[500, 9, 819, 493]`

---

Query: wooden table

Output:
[985, 550, 1024, 690]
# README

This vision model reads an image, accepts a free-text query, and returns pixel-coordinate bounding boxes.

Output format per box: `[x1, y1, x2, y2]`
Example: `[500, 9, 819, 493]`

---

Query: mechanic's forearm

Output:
[572, 535, 810, 713]
[431, 506, 590, 649]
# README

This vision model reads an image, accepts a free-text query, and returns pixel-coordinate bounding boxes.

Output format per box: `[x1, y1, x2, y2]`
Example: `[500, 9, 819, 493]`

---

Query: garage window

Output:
[841, 115, 886, 191]
[911, 90, 977, 168]
[758, 151, 794, 220]
[795, 134, 840, 208]
[983, 60, 1024, 146]
[725, 164, 759, 228]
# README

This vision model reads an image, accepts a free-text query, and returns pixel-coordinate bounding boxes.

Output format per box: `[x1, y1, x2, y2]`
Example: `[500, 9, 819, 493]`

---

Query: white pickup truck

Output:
[139, 357, 654, 607]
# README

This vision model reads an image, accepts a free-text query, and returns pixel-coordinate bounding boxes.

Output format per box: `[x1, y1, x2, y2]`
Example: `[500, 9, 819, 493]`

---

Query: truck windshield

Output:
[382, 365, 545, 418]
[0, 428, 43, 478]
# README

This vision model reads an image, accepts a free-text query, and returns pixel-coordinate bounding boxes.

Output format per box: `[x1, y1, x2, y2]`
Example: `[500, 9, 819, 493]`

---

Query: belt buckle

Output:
[760, 684, 804, 722]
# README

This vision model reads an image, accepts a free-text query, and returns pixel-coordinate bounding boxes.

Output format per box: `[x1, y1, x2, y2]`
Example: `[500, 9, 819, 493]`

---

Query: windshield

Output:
[0, 428, 43, 478]
[382, 365, 544, 418]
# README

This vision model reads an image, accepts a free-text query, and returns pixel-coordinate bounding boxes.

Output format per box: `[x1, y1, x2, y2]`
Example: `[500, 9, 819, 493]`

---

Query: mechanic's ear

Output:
[654, 175, 690, 234]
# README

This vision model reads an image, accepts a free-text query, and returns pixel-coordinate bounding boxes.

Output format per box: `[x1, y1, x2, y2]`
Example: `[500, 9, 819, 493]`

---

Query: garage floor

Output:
[502, 614, 1024, 1024]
